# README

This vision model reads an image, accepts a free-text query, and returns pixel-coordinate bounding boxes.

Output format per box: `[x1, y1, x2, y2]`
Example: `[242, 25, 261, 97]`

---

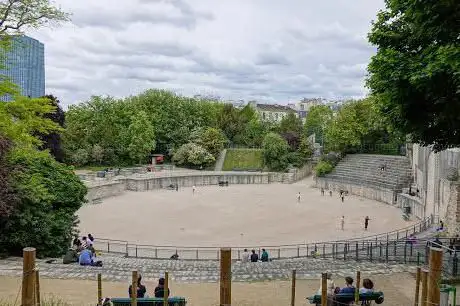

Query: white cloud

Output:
[27, 0, 384, 107]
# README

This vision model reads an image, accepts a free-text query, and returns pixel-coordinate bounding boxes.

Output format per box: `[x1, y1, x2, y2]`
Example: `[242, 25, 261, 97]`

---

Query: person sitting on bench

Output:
[129, 274, 147, 298]
[359, 278, 374, 305]
[154, 277, 171, 298]
[338, 276, 356, 304]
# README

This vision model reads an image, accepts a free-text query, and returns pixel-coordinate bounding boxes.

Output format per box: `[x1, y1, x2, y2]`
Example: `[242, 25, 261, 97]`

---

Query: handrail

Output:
[93, 216, 434, 259]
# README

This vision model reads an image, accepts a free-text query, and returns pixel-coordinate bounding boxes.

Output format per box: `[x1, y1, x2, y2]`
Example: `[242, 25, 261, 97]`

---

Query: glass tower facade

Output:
[0, 35, 45, 101]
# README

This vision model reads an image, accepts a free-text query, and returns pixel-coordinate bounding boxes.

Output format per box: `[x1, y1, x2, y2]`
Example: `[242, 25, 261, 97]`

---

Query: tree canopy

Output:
[367, 0, 460, 151]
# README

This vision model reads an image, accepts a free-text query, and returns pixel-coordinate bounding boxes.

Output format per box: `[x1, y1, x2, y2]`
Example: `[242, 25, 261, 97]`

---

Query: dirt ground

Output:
[78, 179, 414, 247]
[0, 273, 417, 306]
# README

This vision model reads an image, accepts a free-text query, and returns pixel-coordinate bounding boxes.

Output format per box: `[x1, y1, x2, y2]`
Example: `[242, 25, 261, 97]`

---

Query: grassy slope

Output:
[222, 149, 263, 171]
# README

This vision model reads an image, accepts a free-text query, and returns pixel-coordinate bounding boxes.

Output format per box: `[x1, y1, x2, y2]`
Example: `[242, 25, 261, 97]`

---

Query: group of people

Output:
[318, 274, 375, 305]
[320, 188, 347, 202]
[241, 249, 269, 262]
[63, 234, 102, 267]
[128, 274, 170, 299]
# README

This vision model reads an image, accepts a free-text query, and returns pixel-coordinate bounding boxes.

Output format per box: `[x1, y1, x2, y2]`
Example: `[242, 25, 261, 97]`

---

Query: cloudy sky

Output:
[28, 0, 384, 107]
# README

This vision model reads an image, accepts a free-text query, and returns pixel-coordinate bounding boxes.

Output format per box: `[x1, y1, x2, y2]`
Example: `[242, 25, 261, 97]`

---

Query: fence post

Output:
[164, 271, 169, 306]
[379, 242, 382, 259]
[404, 242, 407, 263]
[108, 241, 110, 253]
[197, 249, 199, 260]
[397, 231, 399, 240]
[35, 270, 41, 306]
[406, 230, 408, 239]
[135, 245, 138, 258]
[321, 272, 327, 306]
[131, 270, 138, 306]
[385, 242, 389, 263]
[428, 247, 443, 305]
[155, 248, 158, 259]
[394, 241, 397, 257]
[278, 248, 281, 259]
[410, 242, 413, 257]
[22, 247, 36, 306]
[220, 248, 232, 306]
[414, 267, 421, 306]
[322, 244, 325, 258]
[453, 253, 458, 276]
[355, 243, 358, 261]
[291, 270, 296, 306]
[421, 269, 428, 306]
[297, 246, 300, 257]
[355, 271, 361, 304]
[125, 243, 128, 257]
[96, 273, 103, 305]
[370, 243, 373, 262]
[343, 244, 346, 261]
[417, 252, 421, 266]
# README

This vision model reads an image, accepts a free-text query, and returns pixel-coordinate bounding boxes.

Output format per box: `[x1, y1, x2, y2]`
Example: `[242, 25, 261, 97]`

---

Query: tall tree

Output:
[304, 105, 333, 145]
[127, 111, 155, 164]
[367, 0, 460, 151]
[37, 95, 65, 162]
[262, 132, 289, 171]
[0, 135, 18, 217]
[0, 0, 70, 34]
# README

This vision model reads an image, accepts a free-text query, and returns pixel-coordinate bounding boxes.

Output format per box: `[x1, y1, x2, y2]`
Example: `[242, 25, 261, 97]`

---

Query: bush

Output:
[315, 160, 334, 177]
[173, 143, 215, 168]
[0, 149, 87, 257]
[72, 148, 89, 166]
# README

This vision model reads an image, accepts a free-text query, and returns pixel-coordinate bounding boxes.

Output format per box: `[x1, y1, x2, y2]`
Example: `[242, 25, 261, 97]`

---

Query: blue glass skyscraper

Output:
[0, 35, 45, 101]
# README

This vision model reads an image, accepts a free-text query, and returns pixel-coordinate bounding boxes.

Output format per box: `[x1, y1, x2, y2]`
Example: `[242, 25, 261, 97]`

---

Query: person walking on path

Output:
[329, 190, 332, 196]
[341, 216, 345, 231]
[321, 188, 325, 196]
[297, 192, 301, 203]
[192, 185, 196, 195]
[341, 193, 345, 203]
[364, 216, 370, 230]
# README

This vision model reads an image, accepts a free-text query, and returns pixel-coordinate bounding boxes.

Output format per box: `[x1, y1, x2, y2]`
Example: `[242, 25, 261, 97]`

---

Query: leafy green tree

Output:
[37, 95, 65, 162]
[262, 132, 289, 171]
[0, 96, 61, 148]
[0, 135, 18, 217]
[128, 111, 155, 164]
[298, 137, 313, 159]
[0, 148, 86, 257]
[238, 118, 268, 147]
[194, 127, 227, 158]
[367, 0, 460, 151]
[172, 142, 215, 168]
[91, 144, 104, 164]
[217, 104, 245, 143]
[0, 0, 70, 34]
[304, 105, 333, 145]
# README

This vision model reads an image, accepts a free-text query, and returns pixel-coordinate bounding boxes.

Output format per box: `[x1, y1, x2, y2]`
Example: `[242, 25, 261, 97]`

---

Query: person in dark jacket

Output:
[129, 274, 147, 298]
[250, 249, 259, 262]
[261, 249, 269, 262]
[154, 277, 170, 298]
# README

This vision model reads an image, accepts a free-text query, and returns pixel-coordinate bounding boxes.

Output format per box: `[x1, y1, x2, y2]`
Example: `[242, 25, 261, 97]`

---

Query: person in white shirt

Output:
[241, 249, 250, 263]
[297, 192, 301, 203]
[192, 185, 196, 194]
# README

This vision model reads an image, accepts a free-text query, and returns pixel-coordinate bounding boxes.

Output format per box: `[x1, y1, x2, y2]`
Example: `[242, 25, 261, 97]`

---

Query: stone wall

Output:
[85, 181, 126, 204]
[397, 194, 424, 219]
[445, 182, 460, 235]
[269, 163, 313, 184]
[315, 177, 397, 205]
[124, 172, 270, 191]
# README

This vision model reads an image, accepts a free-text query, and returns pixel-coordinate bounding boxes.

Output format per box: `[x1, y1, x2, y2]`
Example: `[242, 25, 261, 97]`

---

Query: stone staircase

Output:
[324, 154, 412, 190]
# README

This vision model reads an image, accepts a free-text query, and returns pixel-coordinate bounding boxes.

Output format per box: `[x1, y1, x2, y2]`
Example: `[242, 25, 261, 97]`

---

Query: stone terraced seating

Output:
[324, 154, 411, 190]
[111, 297, 187, 306]
[307, 291, 384, 305]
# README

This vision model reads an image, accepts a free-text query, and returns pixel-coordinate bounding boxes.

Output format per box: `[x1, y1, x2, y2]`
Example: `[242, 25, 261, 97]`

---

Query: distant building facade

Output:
[0, 35, 45, 101]
[249, 101, 297, 123]
[289, 98, 325, 122]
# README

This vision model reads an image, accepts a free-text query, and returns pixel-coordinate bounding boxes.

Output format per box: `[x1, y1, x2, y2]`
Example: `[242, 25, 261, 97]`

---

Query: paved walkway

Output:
[0, 255, 417, 283]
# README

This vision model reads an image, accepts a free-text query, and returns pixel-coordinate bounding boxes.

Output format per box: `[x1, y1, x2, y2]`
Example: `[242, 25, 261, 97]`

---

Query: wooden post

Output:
[22, 247, 36, 306]
[220, 248, 232, 306]
[97, 273, 102, 305]
[355, 271, 361, 304]
[321, 273, 327, 306]
[131, 270, 138, 306]
[164, 271, 169, 306]
[428, 247, 443, 305]
[421, 269, 428, 306]
[35, 270, 41, 306]
[414, 267, 421, 306]
[291, 270, 296, 306]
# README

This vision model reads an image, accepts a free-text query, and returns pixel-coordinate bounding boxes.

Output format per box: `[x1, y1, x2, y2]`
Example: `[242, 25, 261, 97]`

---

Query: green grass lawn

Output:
[222, 149, 263, 171]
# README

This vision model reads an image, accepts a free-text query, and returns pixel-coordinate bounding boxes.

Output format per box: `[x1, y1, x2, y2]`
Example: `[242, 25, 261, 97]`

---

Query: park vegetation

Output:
[0, 0, 86, 257]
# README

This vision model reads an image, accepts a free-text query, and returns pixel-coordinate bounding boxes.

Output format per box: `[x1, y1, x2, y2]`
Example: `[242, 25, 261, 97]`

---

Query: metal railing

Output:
[93, 216, 434, 261]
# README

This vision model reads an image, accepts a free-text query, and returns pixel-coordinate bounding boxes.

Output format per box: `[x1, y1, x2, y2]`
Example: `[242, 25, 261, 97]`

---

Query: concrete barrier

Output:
[85, 180, 126, 204]
[315, 177, 397, 206]
[397, 193, 424, 219]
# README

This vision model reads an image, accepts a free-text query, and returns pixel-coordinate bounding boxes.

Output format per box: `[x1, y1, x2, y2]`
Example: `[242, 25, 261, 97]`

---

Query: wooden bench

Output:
[218, 181, 229, 186]
[307, 292, 384, 305]
[110, 297, 186, 305]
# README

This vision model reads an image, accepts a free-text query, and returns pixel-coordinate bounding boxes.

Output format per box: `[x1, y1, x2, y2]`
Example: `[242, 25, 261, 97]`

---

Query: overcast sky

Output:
[28, 0, 384, 107]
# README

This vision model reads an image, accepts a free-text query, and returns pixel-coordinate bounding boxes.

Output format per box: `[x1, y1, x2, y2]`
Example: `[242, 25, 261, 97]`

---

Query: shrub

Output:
[262, 132, 290, 171]
[72, 148, 89, 166]
[315, 160, 334, 177]
[173, 143, 215, 168]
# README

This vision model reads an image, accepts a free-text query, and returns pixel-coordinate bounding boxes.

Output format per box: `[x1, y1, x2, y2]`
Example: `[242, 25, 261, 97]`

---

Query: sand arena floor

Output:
[78, 178, 414, 247]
